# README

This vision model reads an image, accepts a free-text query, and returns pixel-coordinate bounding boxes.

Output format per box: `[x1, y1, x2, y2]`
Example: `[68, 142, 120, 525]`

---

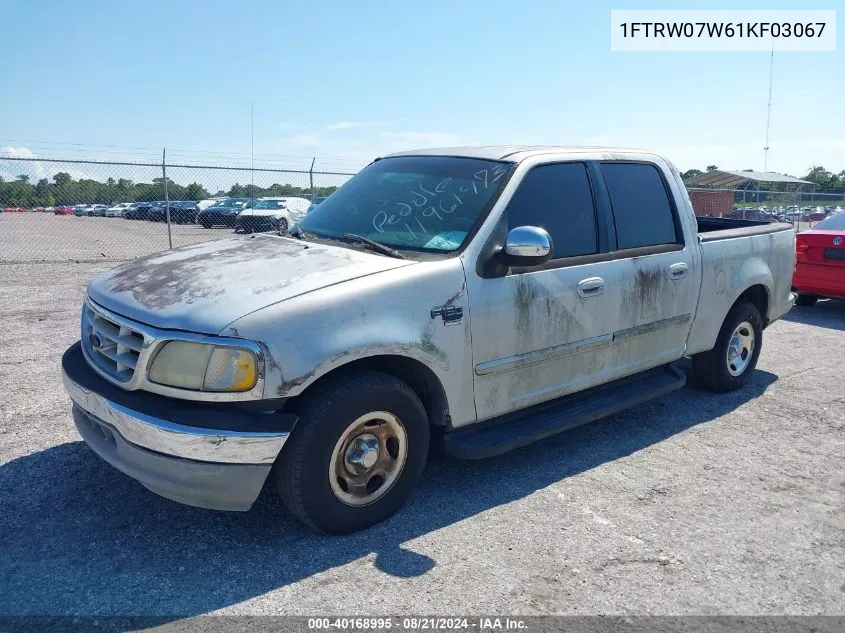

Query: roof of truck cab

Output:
[382, 145, 654, 162]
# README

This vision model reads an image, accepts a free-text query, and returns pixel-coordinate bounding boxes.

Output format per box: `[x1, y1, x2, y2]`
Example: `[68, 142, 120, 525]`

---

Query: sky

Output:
[1, 0, 842, 178]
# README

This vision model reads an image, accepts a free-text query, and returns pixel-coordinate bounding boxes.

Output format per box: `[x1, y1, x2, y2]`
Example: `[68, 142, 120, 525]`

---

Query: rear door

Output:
[597, 162, 700, 379]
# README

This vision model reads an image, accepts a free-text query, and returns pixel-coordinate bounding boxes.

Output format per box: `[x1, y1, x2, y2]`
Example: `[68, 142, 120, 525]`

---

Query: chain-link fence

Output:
[686, 186, 845, 232]
[3, 154, 844, 264]
[0, 155, 354, 263]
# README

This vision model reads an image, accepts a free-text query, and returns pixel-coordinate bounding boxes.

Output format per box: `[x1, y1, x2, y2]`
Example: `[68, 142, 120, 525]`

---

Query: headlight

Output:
[148, 341, 259, 392]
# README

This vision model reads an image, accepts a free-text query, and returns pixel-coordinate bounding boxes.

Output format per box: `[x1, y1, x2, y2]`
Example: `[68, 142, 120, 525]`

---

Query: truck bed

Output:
[685, 216, 796, 356]
[696, 216, 791, 242]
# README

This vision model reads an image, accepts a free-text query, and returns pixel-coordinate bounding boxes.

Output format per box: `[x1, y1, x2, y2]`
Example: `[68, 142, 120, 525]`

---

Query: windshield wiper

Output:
[342, 233, 406, 259]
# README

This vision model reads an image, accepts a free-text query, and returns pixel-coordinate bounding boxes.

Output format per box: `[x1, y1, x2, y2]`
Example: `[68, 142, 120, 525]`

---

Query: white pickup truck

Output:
[61, 146, 796, 533]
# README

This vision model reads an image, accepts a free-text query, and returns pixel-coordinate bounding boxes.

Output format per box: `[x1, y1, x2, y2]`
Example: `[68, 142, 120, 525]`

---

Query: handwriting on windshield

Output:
[372, 166, 509, 240]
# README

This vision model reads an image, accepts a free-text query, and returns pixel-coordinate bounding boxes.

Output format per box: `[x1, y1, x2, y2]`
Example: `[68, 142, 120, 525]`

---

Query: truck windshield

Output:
[297, 156, 513, 253]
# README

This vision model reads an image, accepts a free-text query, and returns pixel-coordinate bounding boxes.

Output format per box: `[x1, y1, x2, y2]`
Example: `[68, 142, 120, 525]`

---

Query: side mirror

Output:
[504, 226, 553, 267]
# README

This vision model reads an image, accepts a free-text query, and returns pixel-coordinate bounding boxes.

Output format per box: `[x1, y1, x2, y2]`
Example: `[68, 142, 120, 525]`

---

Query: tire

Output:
[692, 300, 763, 392]
[795, 293, 818, 307]
[274, 371, 429, 534]
[277, 217, 289, 234]
[201, 221, 211, 229]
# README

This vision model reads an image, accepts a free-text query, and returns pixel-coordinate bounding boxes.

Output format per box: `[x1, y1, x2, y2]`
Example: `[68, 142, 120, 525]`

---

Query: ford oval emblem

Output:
[834, 236, 843, 247]
[88, 332, 103, 350]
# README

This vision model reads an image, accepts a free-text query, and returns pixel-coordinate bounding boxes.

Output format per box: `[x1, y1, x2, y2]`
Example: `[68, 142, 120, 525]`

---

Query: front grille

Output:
[82, 302, 145, 383]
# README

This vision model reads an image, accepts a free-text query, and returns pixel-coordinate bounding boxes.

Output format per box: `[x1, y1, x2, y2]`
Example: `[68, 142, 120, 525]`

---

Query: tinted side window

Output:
[601, 163, 679, 249]
[506, 162, 597, 258]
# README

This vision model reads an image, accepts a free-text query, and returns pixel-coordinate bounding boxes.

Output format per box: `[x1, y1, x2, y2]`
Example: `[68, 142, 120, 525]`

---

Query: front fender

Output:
[222, 258, 478, 428]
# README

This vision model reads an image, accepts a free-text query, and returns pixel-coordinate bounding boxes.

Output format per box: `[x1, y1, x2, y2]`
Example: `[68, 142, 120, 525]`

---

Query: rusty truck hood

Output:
[87, 234, 414, 334]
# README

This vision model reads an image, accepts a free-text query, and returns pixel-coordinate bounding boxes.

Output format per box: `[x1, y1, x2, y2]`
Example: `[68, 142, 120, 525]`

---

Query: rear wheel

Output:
[274, 371, 429, 534]
[692, 300, 762, 392]
[795, 293, 818, 307]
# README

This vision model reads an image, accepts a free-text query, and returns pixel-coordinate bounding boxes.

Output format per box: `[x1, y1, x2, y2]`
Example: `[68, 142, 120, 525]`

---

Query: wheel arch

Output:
[735, 283, 770, 325]
[284, 354, 452, 429]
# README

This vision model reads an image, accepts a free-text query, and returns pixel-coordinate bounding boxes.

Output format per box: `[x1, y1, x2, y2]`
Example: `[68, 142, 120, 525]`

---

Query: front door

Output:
[466, 161, 624, 421]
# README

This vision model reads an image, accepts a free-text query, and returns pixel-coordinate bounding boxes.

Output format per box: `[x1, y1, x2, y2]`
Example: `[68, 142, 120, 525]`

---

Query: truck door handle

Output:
[669, 262, 689, 279]
[578, 277, 604, 298]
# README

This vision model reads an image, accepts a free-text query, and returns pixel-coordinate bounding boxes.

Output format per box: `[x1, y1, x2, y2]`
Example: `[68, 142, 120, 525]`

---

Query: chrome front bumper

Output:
[62, 342, 294, 511]
[62, 370, 287, 465]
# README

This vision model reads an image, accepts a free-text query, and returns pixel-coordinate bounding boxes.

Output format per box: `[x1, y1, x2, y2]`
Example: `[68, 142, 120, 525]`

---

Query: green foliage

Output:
[802, 166, 845, 193]
[185, 182, 210, 200]
[0, 173, 339, 207]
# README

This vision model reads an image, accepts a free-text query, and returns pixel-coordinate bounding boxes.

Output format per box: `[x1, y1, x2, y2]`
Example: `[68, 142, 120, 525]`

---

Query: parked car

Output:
[727, 208, 773, 222]
[125, 201, 160, 221]
[86, 204, 109, 217]
[73, 205, 89, 216]
[148, 201, 200, 224]
[3, 206, 27, 212]
[31, 206, 46, 213]
[61, 145, 797, 533]
[197, 198, 227, 211]
[54, 206, 75, 215]
[196, 198, 253, 228]
[792, 212, 845, 306]
[106, 203, 132, 218]
[235, 197, 311, 234]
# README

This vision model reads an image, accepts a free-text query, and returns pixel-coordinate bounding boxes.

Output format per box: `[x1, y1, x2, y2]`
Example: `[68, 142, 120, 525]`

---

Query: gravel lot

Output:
[0, 213, 232, 263]
[0, 246, 843, 618]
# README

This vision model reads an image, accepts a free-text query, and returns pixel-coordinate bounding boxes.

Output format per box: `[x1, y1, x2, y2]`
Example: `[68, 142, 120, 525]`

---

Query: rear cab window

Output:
[599, 162, 683, 251]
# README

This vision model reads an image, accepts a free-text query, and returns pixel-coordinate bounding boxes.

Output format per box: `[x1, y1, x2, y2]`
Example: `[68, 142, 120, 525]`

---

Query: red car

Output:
[792, 212, 845, 306]
[54, 206, 75, 215]
[3, 206, 27, 212]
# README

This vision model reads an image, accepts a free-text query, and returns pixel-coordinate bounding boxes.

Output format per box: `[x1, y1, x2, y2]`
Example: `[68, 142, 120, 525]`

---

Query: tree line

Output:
[0, 172, 339, 207]
[681, 165, 845, 194]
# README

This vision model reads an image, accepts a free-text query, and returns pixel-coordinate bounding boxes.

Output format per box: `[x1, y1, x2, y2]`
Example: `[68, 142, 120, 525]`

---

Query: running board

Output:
[443, 364, 686, 460]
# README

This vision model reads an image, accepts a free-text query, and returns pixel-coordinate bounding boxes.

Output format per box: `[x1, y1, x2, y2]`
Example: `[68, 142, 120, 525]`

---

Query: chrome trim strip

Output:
[474, 313, 693, 377]
[474, 333, 613, 376]
[62, 367, 287, 465]
[612, 313, 693, 343]
[82, 298, 266, 402]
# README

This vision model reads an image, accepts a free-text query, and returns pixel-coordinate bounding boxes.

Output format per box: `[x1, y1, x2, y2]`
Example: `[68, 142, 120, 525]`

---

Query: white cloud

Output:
[1, 146, 93, 182]
[379, 131, 465, 148]
[288, 134, 324, 147]
[325, 122, 358, 131]
[325, 120, 396, 131]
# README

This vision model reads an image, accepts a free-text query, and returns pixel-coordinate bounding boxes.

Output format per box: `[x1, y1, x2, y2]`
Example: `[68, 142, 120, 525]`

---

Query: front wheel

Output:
[274, 371, 429, 533]
[692, 300, 762, 392]
[277, 217, 289, 234]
